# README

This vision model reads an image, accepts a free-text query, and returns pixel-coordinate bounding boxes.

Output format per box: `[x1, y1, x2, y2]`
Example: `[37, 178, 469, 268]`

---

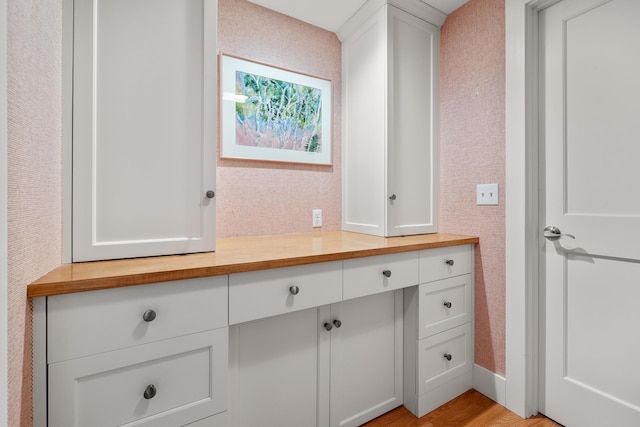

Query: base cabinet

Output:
[228, 291, 403, 427]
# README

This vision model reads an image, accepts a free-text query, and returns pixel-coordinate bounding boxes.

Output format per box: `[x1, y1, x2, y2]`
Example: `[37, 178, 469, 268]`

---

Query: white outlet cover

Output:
[477, 184, 499, 205]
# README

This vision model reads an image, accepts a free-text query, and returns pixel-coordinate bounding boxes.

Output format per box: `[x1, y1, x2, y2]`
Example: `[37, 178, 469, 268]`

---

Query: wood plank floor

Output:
[362, 390, 563, 427]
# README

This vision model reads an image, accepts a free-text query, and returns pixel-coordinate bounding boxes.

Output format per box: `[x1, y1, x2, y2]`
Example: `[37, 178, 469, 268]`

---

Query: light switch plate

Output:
[477, 183, 499, 205]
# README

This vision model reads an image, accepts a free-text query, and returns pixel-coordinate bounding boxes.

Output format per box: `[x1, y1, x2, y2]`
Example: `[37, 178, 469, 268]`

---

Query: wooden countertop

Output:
[28, 231, 478, 298]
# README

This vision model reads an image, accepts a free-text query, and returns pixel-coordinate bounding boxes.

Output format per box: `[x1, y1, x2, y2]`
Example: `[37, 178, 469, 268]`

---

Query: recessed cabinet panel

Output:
[49, 329, 227, 427]
[72, 0, 217, 261]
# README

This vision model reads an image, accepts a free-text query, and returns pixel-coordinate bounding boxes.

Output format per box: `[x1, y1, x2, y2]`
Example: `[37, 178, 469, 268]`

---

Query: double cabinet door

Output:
[228, 290, 403, 427]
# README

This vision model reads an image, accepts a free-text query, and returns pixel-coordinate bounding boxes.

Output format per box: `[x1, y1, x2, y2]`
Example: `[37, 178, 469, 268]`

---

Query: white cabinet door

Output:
[341, 4, 438, 237]
[72, 0, 217, 261]
[329, 290, 403, 427]
[228, 307, 331, 427]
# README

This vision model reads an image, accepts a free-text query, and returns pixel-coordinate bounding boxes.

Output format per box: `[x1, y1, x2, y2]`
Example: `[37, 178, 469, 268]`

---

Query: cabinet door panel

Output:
[48, 329, 227, 427]
[72, 0, 217, 261]
[330, 291, 403, 427]
[229, 307, 330, 427]
[387, 5, 439, 236]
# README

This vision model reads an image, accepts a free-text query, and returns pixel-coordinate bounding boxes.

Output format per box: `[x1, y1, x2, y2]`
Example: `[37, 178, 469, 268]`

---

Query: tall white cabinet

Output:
[70, 0, 217, 261]
[339, 0, 443, 237]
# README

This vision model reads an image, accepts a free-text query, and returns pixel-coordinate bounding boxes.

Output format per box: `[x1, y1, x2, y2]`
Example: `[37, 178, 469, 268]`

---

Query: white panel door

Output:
[540, 0, 640, 425]
[72, 0, 217, 261]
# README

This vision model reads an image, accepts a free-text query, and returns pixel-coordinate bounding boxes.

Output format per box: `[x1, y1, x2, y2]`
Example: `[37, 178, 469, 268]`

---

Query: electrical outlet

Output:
[312, 209, 322, 227]
[477, 183, 499, 205]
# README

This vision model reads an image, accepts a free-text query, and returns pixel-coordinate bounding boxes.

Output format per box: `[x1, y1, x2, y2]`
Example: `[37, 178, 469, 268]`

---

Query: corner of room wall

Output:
[216, 0, 342, 238]
[438, 0, 506, 377]
[7, 0, 64, 425]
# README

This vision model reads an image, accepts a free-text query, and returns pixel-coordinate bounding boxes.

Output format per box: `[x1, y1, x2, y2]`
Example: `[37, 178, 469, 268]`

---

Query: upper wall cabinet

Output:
[71, 0, 217, 261]
[339, 0, 442, 237]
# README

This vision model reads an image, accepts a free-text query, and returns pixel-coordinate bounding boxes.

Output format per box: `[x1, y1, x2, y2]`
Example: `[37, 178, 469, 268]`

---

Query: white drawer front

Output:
[418, 275, 472, 339]
[417, 323, 473, 395]
[48, 276, 228, 363]
[229, 261, 342, 325]
[183, 411, 227, 426]
[343, 252, 419, 300]
[419, 245, 472, 284]
[48, 328, 228, 427]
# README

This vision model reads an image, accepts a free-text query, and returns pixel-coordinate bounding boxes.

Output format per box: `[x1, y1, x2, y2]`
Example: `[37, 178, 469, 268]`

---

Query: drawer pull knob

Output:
[443, 353, 452, 361]
[382, 270, 392, 278]
[443, 301, 452, 309]
[324, 322, 333, 332]
[333, 319, 342, 328]
[289, 285, 300, 296]
[389, 194, 397, 201]
[142, 309, 157, 322]
[206, 190, 215, 199]
[445, 259, 455, 266]
[143, 384, 157, 399]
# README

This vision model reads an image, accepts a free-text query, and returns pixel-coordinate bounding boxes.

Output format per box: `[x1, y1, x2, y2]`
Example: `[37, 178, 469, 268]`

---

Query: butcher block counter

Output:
[28, 231, 478, 297]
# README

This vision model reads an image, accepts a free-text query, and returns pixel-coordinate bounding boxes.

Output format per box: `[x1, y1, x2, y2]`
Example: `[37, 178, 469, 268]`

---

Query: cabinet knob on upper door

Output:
[206, 190, 215, 199]
[142, 309, 157, 322]
[388, 194, 397, 201]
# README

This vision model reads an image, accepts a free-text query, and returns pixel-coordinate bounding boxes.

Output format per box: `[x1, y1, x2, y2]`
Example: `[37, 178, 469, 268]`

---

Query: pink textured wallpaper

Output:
[217, 0, 342, 238]
[439, 0, 506, 376]
[7, 0, 63, 425]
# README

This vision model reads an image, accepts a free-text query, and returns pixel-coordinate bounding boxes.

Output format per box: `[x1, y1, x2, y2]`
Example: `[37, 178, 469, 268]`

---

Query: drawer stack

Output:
[403, 245, 474, 417]
[47, 277, 229, 427]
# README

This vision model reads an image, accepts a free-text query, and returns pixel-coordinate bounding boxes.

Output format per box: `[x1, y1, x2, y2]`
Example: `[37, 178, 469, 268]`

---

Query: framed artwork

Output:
[220, 54, 332, 165]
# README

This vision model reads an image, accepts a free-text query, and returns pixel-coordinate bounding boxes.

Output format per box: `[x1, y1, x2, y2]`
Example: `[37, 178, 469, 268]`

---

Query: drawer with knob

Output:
[417, 274, 472, 339]
[343, 251, 419, 300]
[228, 261, 342, 325]
[416, 323, 472, 396]
[48, 328, 227, 427]
[419, 245, 472, 284]
[47, 276, 228, 363]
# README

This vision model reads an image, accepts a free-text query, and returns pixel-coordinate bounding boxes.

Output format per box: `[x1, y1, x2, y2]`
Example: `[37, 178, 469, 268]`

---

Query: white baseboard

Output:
[472, 363, 506, 406]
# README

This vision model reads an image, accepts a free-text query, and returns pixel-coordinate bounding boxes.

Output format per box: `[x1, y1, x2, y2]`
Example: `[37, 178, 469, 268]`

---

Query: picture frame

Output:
[220, 54, 332, 165]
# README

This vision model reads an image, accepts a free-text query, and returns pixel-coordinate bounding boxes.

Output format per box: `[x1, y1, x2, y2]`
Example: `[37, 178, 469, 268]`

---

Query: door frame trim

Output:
[505, 0, 561, 418]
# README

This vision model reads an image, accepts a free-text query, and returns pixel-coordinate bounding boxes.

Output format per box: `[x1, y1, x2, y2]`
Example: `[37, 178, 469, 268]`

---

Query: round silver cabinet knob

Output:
[206, 190, 215, 199]
[443, 353, 452, 361]
[143, 384, 157, 400]
[389, 194, 397, 201]
[142, 309, 157, 322]
[289, 285, 300, 295]
[324, 322, 333, 332]
[443, 301, 452, 309]
[333, 319, 342, 328]
[382, 270, 392, 278]
[445, 259, 455, 266]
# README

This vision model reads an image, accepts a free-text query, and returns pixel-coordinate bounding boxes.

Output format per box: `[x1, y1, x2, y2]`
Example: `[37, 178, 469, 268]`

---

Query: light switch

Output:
[477, 184, 498, 205]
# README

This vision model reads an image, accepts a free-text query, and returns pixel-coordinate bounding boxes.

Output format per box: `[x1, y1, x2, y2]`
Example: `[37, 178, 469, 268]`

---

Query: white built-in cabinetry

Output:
[46, 277, 229, 426]
[70, 0, 217, 262]
[339, 1, 443, 237]
[404, 245, 474, 417]
[43, 244, 473, 426]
